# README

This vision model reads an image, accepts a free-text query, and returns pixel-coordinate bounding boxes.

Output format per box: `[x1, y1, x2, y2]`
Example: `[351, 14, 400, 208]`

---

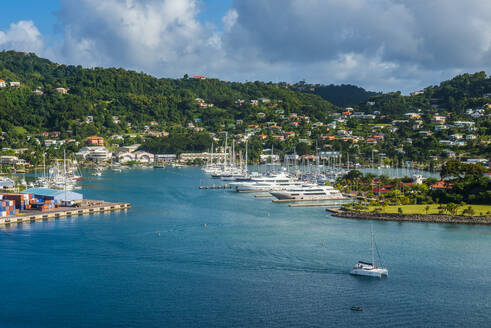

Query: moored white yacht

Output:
[230, 171, 303, 192]
[270, 184, 344, 201]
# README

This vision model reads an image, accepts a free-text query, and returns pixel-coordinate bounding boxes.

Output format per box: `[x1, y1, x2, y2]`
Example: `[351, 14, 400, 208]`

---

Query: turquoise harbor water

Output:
[1, 168, 490, 327]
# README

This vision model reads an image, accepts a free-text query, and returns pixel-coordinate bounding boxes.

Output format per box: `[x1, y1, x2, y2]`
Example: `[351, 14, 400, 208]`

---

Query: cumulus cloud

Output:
[0, 20, 44, 54]
[54, 0, 222, 76]
[1, 0, 490, 92]
[223, 0, 491, 91]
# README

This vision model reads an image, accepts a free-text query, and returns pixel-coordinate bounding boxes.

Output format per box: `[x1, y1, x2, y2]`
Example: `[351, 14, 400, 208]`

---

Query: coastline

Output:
[327, 208, 491, 225]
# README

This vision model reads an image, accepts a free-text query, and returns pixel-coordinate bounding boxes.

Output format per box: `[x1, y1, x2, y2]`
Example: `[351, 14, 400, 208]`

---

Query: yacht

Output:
[350, 225, 388, 278]
[230, 172, 303, 192]
[270, 184, 344, 201]
[32, 154, 81, 190]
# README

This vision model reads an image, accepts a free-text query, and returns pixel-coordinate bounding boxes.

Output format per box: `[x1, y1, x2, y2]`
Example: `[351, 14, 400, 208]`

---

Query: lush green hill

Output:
[0, 51, 338, 137]
[357, 72, 491, 116]
[311, 84, 377, 107]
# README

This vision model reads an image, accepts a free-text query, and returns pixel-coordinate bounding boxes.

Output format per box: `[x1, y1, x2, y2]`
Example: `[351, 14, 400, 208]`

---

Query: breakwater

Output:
[327, 208, 491, 225]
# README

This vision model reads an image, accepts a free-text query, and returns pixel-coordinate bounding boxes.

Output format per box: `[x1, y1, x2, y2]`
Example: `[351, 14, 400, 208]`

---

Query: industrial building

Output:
[22, 188, 83, 202]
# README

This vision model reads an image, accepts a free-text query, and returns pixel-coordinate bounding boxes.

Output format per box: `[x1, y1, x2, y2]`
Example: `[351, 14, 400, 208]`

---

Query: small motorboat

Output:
[351, 306, 363, 311]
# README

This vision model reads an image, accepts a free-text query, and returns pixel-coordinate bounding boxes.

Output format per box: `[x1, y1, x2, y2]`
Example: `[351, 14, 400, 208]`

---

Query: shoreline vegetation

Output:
[328, 205, 491, 225]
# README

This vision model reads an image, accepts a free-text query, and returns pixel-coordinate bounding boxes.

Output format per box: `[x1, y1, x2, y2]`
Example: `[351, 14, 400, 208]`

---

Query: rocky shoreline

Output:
[327, 208, 491, 225]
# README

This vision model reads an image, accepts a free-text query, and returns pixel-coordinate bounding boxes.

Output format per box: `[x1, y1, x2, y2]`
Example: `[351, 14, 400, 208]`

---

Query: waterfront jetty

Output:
[0, 200, 131, 226]
[327, 208, 491, 225]
[199, 184, 232, 190]
[289, 202, 348, 207]
[254, 193, 272, 198]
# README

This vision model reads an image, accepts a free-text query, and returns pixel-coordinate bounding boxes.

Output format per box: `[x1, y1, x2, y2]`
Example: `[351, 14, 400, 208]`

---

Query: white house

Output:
[450, 134, 463, 140]
[55, 87, 68, 94]
[453, 121, 475, 128]
[76, 146, 112, 162]
[10, 82, 21, 87]
[0, 80, 6, 87]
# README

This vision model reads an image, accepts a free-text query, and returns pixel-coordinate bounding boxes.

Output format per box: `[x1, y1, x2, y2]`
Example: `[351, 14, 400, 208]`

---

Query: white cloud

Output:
[54, 0, 222, 76]
[0, 20, 44, 54]
[1, 0, 490, 93]
[222, 9, 238, 33]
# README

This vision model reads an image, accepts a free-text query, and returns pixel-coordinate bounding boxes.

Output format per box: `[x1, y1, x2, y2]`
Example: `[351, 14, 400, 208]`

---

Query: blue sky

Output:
[0, 0, 489, 93]
[0, 1, 60, 35]
[0, 0, 231, 37]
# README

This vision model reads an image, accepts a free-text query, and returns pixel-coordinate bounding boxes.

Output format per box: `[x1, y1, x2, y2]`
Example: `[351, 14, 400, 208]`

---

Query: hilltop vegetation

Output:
[357, 72, 491, 116]
[0, 51, 337, 138]
[0, 51, 489, 167]
[289, 82, 378, 106]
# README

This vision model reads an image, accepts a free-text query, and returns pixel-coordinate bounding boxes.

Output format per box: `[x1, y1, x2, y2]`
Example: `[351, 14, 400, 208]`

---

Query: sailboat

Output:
[350, 224, 388, 278]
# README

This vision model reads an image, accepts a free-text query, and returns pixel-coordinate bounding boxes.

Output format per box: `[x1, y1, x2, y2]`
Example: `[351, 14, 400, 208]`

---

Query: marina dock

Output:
[0, 200, 131, 226]
[199, 185, 232, 190]
[289, 202, 348, 207]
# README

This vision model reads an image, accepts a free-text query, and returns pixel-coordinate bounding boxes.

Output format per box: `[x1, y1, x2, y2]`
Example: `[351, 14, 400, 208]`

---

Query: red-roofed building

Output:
[285, 131, 296, 138]
[430, 180, 453, 190]
[372, 187, 391, 193]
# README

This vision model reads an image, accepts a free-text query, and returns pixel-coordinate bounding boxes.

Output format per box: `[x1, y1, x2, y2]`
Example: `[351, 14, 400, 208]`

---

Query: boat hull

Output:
[350, 268, 388, 278]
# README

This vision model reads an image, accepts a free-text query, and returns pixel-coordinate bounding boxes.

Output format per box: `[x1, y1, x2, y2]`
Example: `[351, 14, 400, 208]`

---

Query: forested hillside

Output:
[0, 51, 337, 137]
[290, 82, 377, 106]
[357, 72, 491, 116]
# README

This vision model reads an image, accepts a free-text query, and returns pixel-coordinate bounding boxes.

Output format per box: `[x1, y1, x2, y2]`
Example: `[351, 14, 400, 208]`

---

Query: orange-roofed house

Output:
[86, 136, 104, 146]
[258, 134, 268, 140]
[285, 131, 296, 138]
[430, 180, 453, 190]
[0, 80, 6, 88]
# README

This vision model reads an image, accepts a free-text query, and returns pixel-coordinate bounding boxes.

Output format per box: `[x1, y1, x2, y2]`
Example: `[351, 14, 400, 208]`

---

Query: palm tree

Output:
[425, 205, 430, 215]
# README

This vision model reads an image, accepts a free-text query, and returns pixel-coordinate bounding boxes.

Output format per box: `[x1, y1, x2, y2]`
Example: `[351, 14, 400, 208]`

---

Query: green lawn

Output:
[354, 204, 491, 216]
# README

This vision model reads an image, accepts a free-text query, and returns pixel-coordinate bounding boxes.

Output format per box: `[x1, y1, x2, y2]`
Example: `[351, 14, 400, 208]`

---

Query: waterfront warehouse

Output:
[22, 188, 83, 202]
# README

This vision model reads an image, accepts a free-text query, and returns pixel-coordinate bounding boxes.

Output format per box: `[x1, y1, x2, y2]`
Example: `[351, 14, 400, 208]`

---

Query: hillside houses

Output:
[195, 98, 214, 108]
[55, 87, 68, 94]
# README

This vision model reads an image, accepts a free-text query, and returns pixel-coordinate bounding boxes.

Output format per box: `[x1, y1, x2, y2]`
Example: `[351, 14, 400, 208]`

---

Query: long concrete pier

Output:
[0, 201, 131, 226]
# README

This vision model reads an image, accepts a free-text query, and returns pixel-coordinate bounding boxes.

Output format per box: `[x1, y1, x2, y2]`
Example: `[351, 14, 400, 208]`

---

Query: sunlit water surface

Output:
[1, 168, 489, 327]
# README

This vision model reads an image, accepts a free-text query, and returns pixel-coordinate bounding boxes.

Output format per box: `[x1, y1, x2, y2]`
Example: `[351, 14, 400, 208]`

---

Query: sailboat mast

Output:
[371, 224, 375, 266]
[232, 139, 235, 168]
[245, 139, 248, 173]
[64, 149, 67, 202]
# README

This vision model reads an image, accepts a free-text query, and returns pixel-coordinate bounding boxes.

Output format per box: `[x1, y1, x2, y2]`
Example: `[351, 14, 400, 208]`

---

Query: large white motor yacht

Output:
[230, 172, 303, 192]
[270, 184, 344, 201]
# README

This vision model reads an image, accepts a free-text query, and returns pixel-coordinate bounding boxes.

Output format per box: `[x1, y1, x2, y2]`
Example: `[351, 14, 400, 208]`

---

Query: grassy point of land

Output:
[350, 204, 491, 217]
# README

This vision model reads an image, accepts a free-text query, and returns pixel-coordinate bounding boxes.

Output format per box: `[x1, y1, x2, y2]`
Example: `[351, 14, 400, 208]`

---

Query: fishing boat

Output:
[350, 224, 388, 278]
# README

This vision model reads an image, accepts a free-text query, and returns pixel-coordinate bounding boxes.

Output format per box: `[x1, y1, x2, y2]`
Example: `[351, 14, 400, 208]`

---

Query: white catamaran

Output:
[350, 224, 388, 278]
